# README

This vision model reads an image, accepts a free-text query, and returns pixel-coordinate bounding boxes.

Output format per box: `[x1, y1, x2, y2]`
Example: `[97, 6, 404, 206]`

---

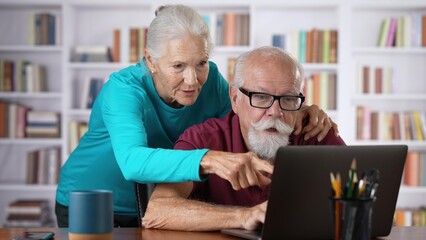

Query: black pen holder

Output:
[330, 197, 376, 240]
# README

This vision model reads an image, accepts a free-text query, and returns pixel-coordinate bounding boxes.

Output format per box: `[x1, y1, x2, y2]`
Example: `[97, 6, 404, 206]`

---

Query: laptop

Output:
[222, 145, 407, 240]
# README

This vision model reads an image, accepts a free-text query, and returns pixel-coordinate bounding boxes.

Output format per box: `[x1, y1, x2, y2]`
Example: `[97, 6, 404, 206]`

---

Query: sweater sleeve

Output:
[101, 78, 207, 183]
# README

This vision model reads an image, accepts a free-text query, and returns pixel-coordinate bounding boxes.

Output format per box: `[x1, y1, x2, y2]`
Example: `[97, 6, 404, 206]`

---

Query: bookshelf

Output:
[0, 0, 425, 227]
[349, 1, 426, 221]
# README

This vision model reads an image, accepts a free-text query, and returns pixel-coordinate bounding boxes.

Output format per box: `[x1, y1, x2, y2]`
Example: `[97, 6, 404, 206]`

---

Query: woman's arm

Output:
[294, 104, 339, 142]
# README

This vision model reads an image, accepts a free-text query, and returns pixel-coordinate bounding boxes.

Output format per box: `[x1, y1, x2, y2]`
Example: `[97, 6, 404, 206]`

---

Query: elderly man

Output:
[142, 46, 345, 231]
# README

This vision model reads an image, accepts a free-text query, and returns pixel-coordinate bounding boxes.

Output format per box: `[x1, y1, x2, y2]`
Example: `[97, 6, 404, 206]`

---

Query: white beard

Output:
[247, 118, 294, 160]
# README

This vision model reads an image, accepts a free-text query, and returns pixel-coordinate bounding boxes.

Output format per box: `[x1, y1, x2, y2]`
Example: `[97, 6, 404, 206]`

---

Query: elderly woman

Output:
[55, 5, 338, 227]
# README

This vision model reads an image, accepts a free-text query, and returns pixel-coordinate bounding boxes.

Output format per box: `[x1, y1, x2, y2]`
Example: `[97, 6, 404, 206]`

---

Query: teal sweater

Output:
[56, 60, 231, 214]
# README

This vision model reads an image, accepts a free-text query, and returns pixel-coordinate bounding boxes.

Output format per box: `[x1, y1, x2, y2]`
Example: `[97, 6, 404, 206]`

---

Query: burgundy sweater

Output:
[174, 111, 346, 207]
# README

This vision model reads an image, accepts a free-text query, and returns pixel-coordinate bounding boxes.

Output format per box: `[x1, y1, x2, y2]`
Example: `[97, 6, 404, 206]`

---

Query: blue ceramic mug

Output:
[69, 190, 113, 240]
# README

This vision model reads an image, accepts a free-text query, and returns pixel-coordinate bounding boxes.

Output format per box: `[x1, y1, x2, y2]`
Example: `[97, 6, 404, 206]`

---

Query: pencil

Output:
[347, 158, 357, 198]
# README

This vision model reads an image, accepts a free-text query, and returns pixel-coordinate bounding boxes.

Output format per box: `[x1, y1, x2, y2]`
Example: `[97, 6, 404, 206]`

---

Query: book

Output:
[374, 67, 383, 94]
[322, 29, 330, 63]
[422, 15, 426, 47]
[112, 29, 120, 62]
[299, 30, 307, 63]
[362, 66, 370, 94]
[216, 14, 224, 46]
[224, 12, 236, 46]
[386, 17, 397, 47]
[0, 102, 5, 137]
[329, 30, 338, 63]
[412, 111, 425, 141]
[241, 14, 250, 46]
[396, 16, 404, 47]
[129, 27, 139, 62]
[378, 17, 390, 47]
[272, 34, 285, 49]
[5, 199, 53, 227]
[403, 15, 412, 48]
[404, 151, 420, 186]
[328, 73, 337, 110]
[6, 199, 49, 214]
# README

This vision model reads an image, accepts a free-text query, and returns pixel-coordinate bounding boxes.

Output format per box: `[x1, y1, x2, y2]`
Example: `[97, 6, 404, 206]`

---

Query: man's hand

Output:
[293, 104, 339, 142]
[200, 151, 273, 190]
[240, 201, 268, 230]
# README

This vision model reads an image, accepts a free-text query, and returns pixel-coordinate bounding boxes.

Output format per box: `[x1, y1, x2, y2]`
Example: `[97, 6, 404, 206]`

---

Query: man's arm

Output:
[142, 182, 266, 231]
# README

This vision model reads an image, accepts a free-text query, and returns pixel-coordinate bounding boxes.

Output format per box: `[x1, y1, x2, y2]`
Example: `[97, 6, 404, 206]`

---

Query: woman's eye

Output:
[173, 64, 183, 69]
[198, 61, 207, 67]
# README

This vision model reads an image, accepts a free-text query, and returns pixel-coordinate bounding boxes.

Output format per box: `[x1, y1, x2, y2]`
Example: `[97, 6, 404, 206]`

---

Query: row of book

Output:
[72, 46, 112, 63]
[356, 64, 393, 94]
[80, 77, 105, 109]
[394, 208, 426, 227]
[0, 101, 61, 138]
[377, 14, 426, 48]
[4, 199, 54, 227]
[0, 60, 48, 92]
[72, 26, 148, 63]
[204, 13, 250, 47]
[29, 13, 61, 46]
[356, 107, 426, 141]
[404, 151, 426, 187]
[68, 120, 88, 154]
[26, 146, 61, 185]
[110, 27, 148, 63]
[272, 29, 338, 64]
[303, 72, 337, 111]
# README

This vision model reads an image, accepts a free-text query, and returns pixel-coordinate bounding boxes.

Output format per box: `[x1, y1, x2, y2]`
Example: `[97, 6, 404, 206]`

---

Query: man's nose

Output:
[266, 99, 283, 117]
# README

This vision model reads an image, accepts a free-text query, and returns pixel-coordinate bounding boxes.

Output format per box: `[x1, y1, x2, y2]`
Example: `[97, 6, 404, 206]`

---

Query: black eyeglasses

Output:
[239, 87, 305, 111]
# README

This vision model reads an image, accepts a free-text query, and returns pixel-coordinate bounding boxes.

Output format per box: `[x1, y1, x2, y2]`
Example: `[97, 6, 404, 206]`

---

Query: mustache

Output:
[251, 118, 294, 135]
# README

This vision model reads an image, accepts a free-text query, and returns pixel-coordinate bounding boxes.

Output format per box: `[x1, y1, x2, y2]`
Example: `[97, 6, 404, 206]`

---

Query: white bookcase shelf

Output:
[0, 0, 425, 227]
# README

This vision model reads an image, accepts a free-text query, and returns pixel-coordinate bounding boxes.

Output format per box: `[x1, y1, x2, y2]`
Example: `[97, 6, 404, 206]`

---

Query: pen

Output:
[357, 175, 367, 198]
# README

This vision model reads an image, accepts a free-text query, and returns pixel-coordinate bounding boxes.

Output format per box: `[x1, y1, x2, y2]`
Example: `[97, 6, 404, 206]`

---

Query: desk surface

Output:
[1, 227, 425, 240]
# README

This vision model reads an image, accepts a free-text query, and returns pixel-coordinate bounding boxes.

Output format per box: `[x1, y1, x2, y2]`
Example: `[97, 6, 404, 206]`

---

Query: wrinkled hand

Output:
[293, 104, 339, 142]
[241, 201, 268, 230]
[200, 151, 273, 191]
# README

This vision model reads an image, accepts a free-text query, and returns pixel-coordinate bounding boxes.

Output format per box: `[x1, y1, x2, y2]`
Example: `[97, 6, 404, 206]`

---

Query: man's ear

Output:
[230, 86, 239, 114]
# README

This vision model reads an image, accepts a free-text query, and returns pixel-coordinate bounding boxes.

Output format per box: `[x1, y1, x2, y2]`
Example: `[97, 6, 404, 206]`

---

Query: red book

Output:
[112, 29, 120, 62]
[370, 111, 379, 140]
[0, 101, 6, 137]
[362, 66, 370, 94]
[306, 31, 312, 63]
[311, 29, 319, 63]
[404, 152, 420, 186]
[224, 13, 236, 46]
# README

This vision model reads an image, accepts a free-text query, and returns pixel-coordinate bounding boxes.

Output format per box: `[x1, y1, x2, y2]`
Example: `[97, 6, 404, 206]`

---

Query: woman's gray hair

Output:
[233, 46, 304, 92]
[146, 4, 212, 60]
